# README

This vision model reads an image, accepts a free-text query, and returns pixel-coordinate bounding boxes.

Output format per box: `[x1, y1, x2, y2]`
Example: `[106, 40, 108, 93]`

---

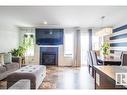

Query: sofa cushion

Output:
[4, 63, 20, 71]
[4, 53, 12, 64]
[0, 66, 6, 74]
[0, 54, 4, 66]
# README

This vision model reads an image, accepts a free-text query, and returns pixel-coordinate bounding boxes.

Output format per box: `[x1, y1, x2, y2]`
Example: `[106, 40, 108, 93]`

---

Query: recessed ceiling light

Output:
[43, 21, 48, 25]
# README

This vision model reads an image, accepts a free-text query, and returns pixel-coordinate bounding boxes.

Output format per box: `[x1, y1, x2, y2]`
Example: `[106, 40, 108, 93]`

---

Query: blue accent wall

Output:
[113, 24, 127, 33]
[110, 24, 127, 53]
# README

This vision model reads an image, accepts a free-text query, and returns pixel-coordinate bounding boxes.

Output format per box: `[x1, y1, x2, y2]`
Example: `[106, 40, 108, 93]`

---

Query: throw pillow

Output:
[4, 53, 12, 64]
[0, 54, 4, 66]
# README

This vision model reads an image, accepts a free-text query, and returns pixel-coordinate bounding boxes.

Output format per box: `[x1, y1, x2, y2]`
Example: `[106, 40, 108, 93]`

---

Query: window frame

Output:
[24, 33, 35, 57]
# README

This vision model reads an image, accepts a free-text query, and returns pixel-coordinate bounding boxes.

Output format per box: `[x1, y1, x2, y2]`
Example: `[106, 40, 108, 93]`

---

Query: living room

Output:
[1, 6, 127, 90]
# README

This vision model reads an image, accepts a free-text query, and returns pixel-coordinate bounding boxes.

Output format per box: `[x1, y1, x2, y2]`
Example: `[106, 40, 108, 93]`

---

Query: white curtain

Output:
[80, 31, 89, 66]
[73, 29, 81, 67]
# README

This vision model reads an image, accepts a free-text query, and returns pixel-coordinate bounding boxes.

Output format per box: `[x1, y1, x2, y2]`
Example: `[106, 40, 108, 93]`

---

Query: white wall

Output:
[0, 24, 19, 53]
[18, 27, 76, 66]
[18, 27, 96, 67]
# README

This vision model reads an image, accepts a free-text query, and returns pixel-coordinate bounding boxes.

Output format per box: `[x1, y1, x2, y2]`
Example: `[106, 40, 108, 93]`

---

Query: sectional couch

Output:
[0, 57, 20, 80]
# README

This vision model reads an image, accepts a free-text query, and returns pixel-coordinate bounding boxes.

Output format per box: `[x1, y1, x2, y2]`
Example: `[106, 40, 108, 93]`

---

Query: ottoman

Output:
[7, 65, 46, 89]
[9, 79, 30, 89]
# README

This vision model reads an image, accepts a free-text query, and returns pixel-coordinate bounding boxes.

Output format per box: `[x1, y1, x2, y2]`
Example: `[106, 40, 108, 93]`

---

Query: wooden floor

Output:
[0, 66, 94, 89]
[39, 66, 94, 89]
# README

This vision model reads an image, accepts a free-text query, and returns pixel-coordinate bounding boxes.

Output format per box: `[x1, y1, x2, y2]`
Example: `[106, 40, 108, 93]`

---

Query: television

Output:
[36, 28, 64, 45]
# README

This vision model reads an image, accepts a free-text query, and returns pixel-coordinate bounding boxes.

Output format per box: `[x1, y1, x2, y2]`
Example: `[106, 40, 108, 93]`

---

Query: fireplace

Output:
[40, 47, 58, 66]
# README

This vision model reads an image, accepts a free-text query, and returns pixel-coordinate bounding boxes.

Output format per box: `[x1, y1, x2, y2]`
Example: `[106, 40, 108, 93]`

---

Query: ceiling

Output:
[0, 6, 127, 28]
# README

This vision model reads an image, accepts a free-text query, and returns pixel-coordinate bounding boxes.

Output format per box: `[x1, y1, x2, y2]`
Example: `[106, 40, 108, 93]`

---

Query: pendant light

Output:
[96, 16, 112, 36]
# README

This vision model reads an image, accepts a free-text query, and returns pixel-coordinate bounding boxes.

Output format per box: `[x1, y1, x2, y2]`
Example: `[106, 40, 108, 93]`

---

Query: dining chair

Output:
[120, 51, 123, 59]
[114, 51, 123, 59]
[121, 53, 127, 66]
[90, 51, 103, 65]
[87, 51, 94, 77]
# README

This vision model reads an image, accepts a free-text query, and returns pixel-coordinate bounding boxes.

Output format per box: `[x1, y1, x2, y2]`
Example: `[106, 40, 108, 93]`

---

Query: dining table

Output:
[97, 56, 121, 65]
[94, 66, 127, 89]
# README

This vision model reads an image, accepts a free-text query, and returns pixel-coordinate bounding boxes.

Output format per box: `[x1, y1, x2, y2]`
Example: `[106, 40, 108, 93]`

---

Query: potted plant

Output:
[10, 46, 27, 65]
[11, 46, 27, 57]
[101, 42, 110, 58]
[11, 34, 34, 65]
[11, 34, 33, 57]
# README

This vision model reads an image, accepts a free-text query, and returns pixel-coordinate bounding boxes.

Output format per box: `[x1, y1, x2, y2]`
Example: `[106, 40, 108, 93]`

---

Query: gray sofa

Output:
[0, 57, 20, 80]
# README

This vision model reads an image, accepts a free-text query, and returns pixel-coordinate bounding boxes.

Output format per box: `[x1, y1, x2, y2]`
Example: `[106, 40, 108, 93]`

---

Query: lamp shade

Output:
[96, 28, 112, 36]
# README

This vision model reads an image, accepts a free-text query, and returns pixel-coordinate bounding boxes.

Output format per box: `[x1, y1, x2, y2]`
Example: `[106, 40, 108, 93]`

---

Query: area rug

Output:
[39, 81, 56, 89]
[0, 80, 7, 89]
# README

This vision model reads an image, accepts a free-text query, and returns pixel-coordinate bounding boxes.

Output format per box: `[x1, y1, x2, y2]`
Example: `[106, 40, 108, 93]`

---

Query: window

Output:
[23, 33, 34, 56]
[64, 31, 74, 57]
